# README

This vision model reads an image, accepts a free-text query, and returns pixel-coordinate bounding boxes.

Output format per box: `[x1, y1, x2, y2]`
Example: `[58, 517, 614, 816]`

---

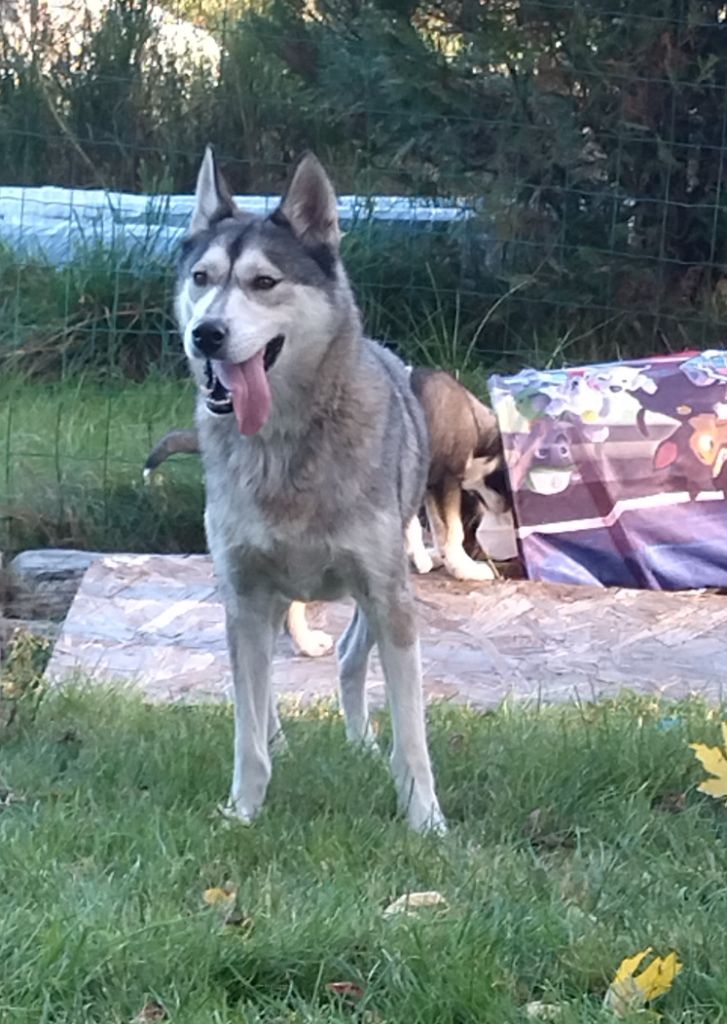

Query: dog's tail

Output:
[143, 428, 200, 481]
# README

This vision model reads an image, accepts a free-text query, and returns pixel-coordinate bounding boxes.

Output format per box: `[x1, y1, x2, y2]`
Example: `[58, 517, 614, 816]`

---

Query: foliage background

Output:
[1, 0, 727, 550]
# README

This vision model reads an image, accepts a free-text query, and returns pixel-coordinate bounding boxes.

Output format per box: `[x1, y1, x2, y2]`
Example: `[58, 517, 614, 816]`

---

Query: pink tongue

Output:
[214, 351, 271, 435]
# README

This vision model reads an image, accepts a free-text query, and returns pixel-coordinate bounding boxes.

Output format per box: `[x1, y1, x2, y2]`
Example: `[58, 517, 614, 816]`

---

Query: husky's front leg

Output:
[439, 477, 496, 582]
[405, 514, 441, 574]
[365, 578, 446, 834]
[223, 590, 283, 822]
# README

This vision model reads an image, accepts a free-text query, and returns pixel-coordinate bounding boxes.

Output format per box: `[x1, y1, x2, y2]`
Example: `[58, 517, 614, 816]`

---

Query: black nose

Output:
[192, 319, 227, 357]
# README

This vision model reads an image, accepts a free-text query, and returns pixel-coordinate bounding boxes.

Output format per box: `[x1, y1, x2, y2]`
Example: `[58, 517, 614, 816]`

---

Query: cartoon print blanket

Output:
[489, 351, 727, 589]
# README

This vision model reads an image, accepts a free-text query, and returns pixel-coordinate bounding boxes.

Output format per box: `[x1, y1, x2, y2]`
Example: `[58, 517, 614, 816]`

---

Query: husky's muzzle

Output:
[202, 334, 285, 417]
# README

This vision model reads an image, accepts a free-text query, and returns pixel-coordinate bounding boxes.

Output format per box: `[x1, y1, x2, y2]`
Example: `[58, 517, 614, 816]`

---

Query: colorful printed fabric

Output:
[489, 351, 727, 589]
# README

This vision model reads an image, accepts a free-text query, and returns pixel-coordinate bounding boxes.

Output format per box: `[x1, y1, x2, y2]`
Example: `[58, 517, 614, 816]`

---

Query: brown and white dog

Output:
[405, 368, 510, 581]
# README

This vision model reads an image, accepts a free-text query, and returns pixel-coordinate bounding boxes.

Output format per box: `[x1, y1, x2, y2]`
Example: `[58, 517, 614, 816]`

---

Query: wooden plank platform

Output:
[46, 554, 727, 708]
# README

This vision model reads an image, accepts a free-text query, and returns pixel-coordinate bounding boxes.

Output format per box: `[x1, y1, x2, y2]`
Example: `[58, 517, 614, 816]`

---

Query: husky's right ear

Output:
[274, 153, 341, 252]
[189, 146, 238, 234]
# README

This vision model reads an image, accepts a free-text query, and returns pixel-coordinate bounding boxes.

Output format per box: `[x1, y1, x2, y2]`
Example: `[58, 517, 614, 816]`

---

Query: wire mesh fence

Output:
[1, 0, 726, 553]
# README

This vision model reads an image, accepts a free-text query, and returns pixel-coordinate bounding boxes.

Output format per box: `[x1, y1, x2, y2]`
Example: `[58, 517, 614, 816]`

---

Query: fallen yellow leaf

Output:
[202, 885, 236, 907]
[690, 724, 727, 802]
[383, 890, 448, 916]
[604, 948, 682, 1017]
[613, 948, 653, 986]
[635, 951, 682, 1001]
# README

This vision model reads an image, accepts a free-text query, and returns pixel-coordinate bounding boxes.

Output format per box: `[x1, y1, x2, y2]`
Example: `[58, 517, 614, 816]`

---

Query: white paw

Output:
[407, 798, 448, 835]
[445, 557, 496, 582]
[424, 811, 448, 836]
[393, 765, 447, 834]
[217, 801, 255, 825]
[412, 551, 434, 574]
[411, 548, 443, 574]
[295, 628, 334, 658]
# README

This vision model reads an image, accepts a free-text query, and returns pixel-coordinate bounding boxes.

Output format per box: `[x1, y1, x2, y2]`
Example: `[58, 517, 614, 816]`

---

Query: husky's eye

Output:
[251, 275, 278, 291]
[192, 270, 208, 287]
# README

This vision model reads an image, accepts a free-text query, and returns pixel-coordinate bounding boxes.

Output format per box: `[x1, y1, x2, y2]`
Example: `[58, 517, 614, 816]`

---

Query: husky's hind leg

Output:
[405, 514, 440, 574]
[336, 604, 377, 749]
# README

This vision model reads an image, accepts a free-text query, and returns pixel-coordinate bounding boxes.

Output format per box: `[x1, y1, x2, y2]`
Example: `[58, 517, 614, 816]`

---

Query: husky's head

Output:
[176, 147, 352, 435]
[461, 455, 511, 513]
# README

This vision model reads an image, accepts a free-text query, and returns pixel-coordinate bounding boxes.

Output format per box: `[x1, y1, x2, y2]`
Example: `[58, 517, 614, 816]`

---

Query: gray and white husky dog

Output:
[175, 147, 444, 832]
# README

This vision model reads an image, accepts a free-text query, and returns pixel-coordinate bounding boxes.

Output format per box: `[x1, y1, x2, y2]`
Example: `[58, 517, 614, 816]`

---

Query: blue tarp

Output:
[0, 185, 474, 263]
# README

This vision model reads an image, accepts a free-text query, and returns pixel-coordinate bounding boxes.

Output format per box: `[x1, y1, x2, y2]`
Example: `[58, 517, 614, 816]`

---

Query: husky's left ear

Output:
[190, 145, 238, 234]
[275, 153, 340, 252]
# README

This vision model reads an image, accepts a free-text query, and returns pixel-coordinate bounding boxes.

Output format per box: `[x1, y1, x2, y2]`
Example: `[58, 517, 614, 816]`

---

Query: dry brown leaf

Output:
[383, 890, 448, 916]
[326, 981, 366, 1002]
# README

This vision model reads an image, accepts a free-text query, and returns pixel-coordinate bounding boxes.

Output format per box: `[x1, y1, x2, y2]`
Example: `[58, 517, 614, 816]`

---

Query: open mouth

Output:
[203, 334, 285, 419]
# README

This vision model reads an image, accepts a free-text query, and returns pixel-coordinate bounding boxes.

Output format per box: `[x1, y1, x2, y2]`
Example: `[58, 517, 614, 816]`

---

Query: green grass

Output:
[2, 685, 727, 1022]
[0, 373, 205, 554]
[0, 240, 177, 380]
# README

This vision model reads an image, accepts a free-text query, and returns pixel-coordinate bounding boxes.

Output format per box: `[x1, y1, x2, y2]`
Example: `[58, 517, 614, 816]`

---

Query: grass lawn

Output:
[0, 374, 205, 554]
[2, 682, 727, 1023]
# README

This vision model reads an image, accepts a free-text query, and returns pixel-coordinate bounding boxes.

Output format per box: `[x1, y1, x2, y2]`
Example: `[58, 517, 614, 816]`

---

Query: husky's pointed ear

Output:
[190, 146, 237, 234]
[275, 153, 340, 251]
